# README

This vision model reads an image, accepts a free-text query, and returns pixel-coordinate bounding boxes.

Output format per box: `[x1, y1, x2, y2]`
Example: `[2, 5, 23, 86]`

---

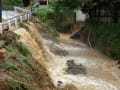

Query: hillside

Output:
[0, 20, 77, 90]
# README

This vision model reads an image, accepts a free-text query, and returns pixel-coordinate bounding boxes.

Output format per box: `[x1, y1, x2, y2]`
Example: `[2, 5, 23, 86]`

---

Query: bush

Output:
[36, 2, 76, 35]
[2, 0, 22, 10]
[86, 22, 120, 60]
[37, 6, 60, 37]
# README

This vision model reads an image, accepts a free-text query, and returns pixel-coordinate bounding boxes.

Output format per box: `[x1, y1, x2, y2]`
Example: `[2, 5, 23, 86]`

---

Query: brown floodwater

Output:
[15, 24, 120, 90]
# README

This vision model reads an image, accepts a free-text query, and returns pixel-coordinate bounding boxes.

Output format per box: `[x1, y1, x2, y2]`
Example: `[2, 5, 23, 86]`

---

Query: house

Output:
[88, 1, 120, 23]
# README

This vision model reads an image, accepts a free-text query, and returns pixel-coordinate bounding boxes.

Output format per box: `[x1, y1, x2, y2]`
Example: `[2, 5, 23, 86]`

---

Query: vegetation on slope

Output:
[36, 0, 76, 34]
[86, 22, 120, 60]
[0, 29, 77, 90]
[0, 30, 54, 90]
[81, 0, 120, 60]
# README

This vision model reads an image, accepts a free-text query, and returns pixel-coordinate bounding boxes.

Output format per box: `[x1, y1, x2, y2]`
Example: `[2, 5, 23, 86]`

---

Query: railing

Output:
[0, 6, 32, 34]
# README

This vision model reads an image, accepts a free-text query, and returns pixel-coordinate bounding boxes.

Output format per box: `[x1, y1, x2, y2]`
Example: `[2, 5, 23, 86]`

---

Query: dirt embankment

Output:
[0, 19, 77, 90]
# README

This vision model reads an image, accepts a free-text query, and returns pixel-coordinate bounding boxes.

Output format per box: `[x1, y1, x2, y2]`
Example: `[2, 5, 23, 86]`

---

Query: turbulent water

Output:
[43, 34, 120, 90]
[15, 23, 120, 90]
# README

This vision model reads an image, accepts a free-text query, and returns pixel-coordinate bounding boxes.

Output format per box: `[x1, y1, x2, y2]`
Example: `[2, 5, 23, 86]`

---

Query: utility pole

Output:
[0, 0, 2, 22]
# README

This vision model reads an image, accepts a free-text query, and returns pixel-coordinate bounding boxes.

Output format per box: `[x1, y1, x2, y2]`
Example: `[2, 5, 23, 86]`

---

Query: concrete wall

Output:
[76, 10, 86, 22]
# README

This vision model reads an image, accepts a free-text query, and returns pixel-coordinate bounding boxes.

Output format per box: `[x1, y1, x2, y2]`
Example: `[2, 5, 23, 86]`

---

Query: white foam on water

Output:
[44, 38, 120, 90]
[49, 68, 118, 90]
[14, 23, 120, 90]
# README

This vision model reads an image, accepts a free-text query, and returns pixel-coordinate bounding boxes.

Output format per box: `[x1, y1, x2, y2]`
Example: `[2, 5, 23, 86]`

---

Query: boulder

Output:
[66, 60, 86, 75]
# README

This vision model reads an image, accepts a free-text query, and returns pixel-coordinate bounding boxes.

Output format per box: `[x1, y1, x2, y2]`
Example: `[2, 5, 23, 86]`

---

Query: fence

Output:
[0, 6, 32, 34]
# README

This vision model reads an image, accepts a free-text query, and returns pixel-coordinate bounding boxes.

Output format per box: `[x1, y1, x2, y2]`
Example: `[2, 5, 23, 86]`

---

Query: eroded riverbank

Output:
[14, 22, 120, 90]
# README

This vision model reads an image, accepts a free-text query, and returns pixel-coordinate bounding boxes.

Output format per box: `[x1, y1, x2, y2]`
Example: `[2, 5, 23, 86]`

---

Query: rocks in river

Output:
[48, 44, 69, 56]
[57, 81, 63, 86]
[67, 60, 75, 67]
[118, 66, 120, 69]
[116, 61, 120, 69]
[117, 61, 120, 65]
[66, 60, 86, 75]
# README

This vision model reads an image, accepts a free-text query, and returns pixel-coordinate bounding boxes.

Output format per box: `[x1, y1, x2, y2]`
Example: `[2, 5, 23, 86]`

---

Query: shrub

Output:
[86, 22, 120, 60]
[37, 6, 60, 37]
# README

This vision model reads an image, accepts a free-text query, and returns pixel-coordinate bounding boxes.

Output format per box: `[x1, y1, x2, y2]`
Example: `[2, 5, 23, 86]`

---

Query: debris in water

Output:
[67, 59, 75, 67]
[66, 60, 86, 75]
[117, 61, 120, 65]
[48, 44, 69, 56]
[118, 66, 120, 69]
[57, 80, 63, 86]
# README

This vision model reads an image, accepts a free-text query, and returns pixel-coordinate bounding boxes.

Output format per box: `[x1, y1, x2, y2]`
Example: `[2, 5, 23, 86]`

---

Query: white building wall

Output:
[76, 10, 86, 22]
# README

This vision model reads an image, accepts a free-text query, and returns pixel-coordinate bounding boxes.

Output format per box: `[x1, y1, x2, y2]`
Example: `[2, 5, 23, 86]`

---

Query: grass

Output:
[2, 0, 23, 10]
[0, 38, 42, 90]
[3, 53, 40, 90]
[12, 40, 31, 57]
[16, 55, 35, 70]
[8, 78, 35, 90]
[4, 60, 19, 71]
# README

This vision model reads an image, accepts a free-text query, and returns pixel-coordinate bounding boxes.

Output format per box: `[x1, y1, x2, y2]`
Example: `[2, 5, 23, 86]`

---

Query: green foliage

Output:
[5, 46, 16, 56]
[16, 55, 35, 71]
[8, 78, 34, 90]
[0, 30, 43, 90]
[12, 40, 31, 56]
[9, 0, 22, 6]
[53, 4, 75, 32]
[5, 46, 35, 71]
[3, 45, 41, 90]
[86, 22, 120, 60]
[2, 0, 22, 10]
[81, 0, 120, 13]
[54, 0, 82, 10]
[51, 1, 76, 32]
[37, 6, 60, 37]
[37, 2, 76, 33]
[13, 71, 32, 81]
[4, 60, 19, 71]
